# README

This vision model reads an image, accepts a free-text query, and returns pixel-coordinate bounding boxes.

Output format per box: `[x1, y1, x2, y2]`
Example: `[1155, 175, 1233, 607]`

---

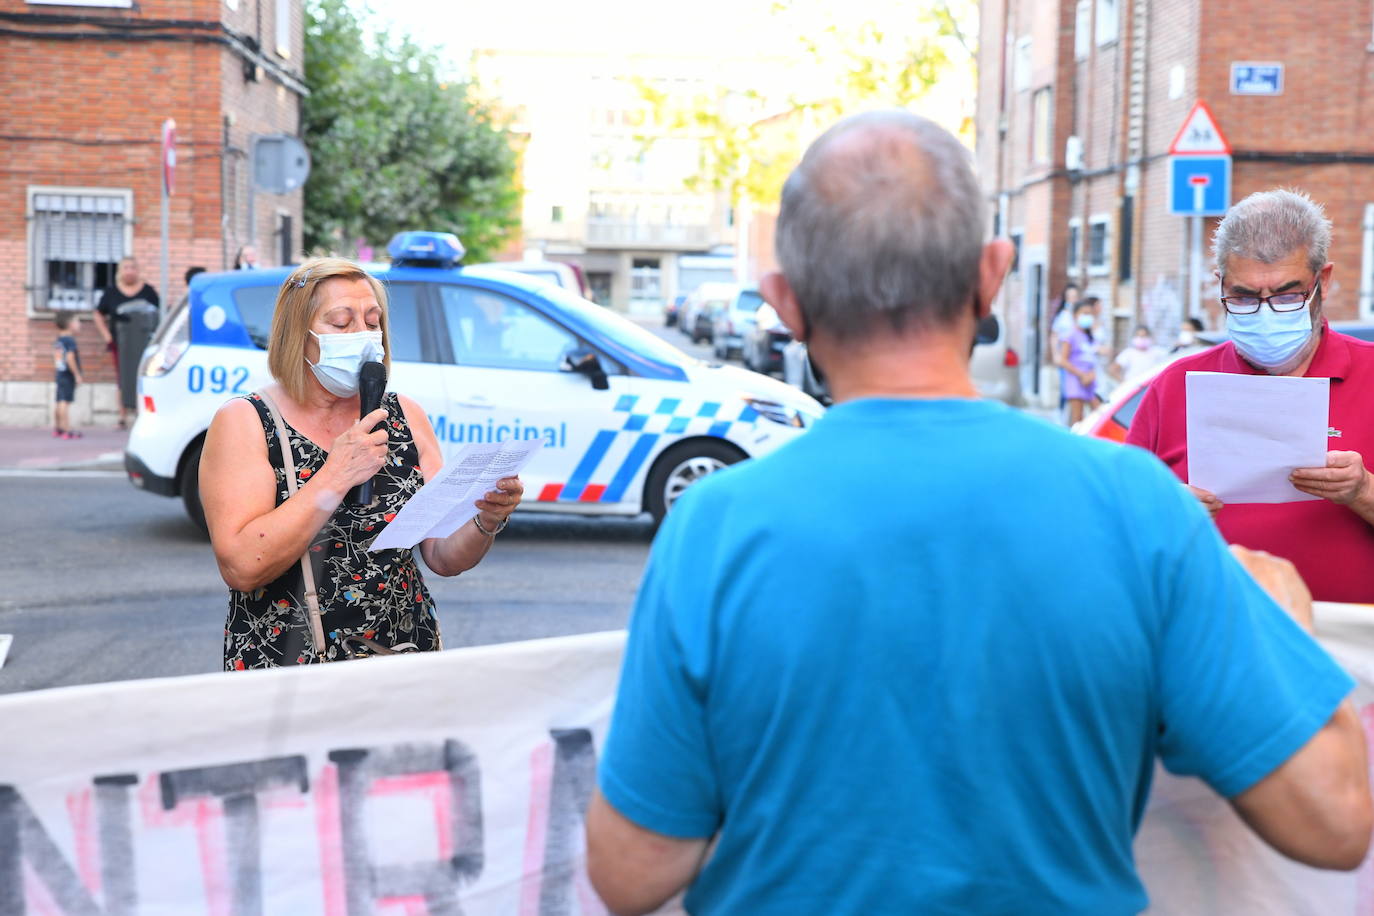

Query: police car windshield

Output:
[540, 286, 701, 368]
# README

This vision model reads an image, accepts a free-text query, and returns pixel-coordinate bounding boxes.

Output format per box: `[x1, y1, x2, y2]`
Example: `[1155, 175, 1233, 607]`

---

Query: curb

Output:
[0, 451, 124, 473]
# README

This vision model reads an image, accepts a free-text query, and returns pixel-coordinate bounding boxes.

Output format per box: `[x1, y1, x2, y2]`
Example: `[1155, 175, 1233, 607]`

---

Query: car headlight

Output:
[743, 397, 806, 428]
[141, 303, 191, 377]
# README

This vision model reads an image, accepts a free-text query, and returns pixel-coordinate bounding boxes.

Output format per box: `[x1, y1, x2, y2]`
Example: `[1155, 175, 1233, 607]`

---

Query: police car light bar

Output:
[387, 231, 465, 268]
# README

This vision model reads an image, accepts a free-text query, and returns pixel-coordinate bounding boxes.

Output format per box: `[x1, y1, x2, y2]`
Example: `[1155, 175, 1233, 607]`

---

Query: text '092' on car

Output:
[125, 232, 825, 532]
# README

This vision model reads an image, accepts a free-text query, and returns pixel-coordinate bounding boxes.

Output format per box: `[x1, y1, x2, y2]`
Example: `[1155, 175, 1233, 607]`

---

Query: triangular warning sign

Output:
[1168, 100, 1231, 155]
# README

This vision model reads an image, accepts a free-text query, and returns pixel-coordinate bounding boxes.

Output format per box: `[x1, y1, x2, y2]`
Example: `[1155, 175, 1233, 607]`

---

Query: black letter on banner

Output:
[159, 756, 309, 916]
[537, 729, 598, 916]
[0, 778, 140, 916]
[94, 775, 139, 915]
[329, 741, 482, 915]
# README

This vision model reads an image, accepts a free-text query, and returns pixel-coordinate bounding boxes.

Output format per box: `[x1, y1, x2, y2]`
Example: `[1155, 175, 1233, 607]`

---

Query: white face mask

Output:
[306, 330, 384, 397]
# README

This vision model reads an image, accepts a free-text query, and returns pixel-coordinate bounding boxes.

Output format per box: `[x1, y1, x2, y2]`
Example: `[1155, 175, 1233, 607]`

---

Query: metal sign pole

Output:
[1190, 214, 1203, 319]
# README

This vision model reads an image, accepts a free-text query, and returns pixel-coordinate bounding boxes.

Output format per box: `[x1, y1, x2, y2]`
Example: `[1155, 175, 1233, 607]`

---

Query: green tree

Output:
[302, 0, 519, 261]
[634, 0, 977, 211]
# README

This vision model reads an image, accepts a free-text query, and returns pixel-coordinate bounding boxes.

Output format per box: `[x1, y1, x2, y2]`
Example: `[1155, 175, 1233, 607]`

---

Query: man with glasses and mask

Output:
[585, 120, 1370, 916]
[1128, 188, 1374, 603]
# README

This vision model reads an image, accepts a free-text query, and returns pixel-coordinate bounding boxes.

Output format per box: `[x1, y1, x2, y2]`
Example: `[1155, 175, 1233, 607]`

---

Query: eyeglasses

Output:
[1219, 281, 1320, 316]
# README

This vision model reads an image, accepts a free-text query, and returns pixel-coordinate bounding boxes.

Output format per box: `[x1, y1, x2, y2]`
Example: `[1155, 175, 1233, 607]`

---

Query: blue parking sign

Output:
[1168, 155, 1231, 216]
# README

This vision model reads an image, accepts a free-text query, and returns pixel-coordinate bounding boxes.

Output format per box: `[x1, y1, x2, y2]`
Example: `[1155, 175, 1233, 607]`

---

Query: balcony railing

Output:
[584, 219, 722, 249]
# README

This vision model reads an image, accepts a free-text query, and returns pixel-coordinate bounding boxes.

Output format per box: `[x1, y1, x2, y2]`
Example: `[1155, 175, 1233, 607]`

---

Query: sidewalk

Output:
[0, 425, 127, 471]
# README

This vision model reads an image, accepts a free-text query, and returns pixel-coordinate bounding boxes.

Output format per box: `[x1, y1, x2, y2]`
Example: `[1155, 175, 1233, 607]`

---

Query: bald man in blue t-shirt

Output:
[585, 111, 1371, 916]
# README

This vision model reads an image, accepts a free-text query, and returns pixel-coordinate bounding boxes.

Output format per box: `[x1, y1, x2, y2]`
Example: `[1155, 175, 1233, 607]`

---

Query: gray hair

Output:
[1212, 189, 1332, 277]
[774, 110, 986, 341]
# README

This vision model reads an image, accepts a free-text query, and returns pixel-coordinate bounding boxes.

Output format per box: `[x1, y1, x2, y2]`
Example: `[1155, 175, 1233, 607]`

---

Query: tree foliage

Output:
[634, 0, 978, 210]
[302, 0, 519, 261]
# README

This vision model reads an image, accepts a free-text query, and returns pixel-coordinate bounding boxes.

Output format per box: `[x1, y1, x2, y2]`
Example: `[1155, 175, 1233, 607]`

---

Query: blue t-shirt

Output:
[599, 397, 1353, 915]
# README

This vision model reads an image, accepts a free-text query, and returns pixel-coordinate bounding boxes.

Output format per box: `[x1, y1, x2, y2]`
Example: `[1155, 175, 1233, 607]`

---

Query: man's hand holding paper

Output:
[1290, 450, 1374, 506]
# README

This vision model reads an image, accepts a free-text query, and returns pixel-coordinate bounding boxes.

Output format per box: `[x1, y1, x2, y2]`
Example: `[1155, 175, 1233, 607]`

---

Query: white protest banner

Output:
[5, 606, 1374, 914]
[0, 631, 644, 916]
[1138, 601, 1374, 914]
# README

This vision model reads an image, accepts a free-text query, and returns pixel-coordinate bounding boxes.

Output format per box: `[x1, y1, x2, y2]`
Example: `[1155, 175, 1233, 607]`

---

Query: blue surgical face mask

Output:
[1077, 313, 1095, 330]
[306, 329, 384, 397]
[1225, 299, 1316, 370]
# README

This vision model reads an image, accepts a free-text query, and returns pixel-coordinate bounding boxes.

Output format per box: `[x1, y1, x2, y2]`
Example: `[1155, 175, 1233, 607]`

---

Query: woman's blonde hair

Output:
[267, 257, 391, 402]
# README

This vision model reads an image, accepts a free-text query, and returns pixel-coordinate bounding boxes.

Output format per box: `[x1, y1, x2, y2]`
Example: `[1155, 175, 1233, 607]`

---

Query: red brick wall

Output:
[978, 0, 1374, 366]
[0, 0, 304, 387]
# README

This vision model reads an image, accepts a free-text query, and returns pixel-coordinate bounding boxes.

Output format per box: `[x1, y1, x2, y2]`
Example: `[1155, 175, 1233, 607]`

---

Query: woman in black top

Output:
[93, 256, 159, 427]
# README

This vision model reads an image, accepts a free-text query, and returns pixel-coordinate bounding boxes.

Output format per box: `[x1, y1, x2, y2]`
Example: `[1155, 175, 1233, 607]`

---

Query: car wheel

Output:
[179, 438, 209, 536]
[644, 439, 746, 526]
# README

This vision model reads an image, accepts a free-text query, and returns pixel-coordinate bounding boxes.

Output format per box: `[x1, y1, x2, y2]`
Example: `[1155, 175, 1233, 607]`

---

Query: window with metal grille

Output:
[28, 189, 131, 315]
[1088, 217, 1110, 275]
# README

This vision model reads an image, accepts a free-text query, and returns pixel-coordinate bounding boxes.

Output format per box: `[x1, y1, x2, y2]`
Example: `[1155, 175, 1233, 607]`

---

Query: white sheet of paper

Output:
[368, 438, 544, 551]
[1185, 371, 1329, 504]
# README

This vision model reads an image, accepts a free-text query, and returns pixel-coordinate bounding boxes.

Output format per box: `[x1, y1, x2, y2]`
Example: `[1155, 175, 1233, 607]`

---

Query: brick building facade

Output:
[0, 0, 306, 426]
[977, 0, 1374, 405]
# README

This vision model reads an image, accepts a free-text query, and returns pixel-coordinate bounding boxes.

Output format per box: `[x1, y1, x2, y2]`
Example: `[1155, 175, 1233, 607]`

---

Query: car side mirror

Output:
[975, 314, 1000, 345]
[563, 346, 609, 390]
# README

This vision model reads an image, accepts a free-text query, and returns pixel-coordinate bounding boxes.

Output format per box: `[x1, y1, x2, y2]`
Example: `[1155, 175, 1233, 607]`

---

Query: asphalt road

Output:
[0, 473, 655, 694]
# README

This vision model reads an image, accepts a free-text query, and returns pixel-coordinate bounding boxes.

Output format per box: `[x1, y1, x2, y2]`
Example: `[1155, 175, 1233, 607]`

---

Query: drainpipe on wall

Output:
[1361, 203, 1374, 318]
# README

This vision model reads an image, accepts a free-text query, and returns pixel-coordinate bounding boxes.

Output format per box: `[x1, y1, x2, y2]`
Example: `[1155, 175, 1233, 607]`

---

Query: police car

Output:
[125, 231, 824, 531]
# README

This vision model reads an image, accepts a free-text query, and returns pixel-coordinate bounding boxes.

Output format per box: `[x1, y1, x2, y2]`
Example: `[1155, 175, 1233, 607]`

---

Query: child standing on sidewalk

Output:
[53, 311, 84, 439]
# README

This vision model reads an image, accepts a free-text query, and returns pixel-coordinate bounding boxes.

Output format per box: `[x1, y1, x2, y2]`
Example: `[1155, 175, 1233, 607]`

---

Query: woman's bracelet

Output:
[473, 513, 509, 537]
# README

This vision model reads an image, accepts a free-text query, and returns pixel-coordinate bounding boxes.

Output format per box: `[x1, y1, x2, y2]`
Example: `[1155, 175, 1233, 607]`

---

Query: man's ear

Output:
[761, 271, 808, 342]
[976, 239, 1015, 320]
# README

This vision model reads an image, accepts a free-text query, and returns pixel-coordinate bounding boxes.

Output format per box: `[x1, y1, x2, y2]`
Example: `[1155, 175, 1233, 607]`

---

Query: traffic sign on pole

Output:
[161, 119, 177, 196]
[1167, 100, 1231, 156]
[1168, 155, 1231, 216]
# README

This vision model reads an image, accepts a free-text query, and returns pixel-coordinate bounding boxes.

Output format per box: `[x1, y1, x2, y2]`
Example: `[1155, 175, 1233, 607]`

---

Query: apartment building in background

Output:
[470, 48, 808, 312]
[977, 0, 1374, 404]
[0, 0, 306, 426]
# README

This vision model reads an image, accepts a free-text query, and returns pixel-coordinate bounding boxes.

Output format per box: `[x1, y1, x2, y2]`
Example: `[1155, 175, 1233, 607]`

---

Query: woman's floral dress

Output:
[223, 392, 442, 669]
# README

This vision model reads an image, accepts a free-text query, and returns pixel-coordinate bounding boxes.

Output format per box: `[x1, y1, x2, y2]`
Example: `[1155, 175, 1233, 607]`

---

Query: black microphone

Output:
[348, 360, 388, 507]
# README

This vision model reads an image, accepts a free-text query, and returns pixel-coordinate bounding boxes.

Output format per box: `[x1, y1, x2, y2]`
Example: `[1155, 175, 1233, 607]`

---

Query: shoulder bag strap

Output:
[255, 390, 329, 661]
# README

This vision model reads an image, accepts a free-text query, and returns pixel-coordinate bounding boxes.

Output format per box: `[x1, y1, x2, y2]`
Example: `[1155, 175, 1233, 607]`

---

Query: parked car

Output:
[470, 259, 592, 300]
[711, 286, 765, 360]
[782, 338, 829, 404]
[126, 233, 824, 531]
[681, 282, 738, 346]
[664, 294, 686, 328]
[782, 313, 1023, 407]
[743, 302, 792, 376]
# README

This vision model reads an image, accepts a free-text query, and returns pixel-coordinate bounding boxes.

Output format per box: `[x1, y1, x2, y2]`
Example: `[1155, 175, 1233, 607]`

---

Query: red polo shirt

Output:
[1127, 322, 1374, 603]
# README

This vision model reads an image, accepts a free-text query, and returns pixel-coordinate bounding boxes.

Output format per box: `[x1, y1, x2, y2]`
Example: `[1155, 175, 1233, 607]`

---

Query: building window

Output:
[1031, 88, 1053, 163]
[1009, 231, 1023, 276]
[1088, 216, 1111, 275]
[275, 0, 291, 57]
[1067, 219, 1082, 272]
[1095, 0, 1119, 46]
[631, 258, 662, 302]
[27, 188, 131, 315]
[1074, 0, 1091, 60]
[551, 205, 564, 223]
[1013, 36, 1032, 92]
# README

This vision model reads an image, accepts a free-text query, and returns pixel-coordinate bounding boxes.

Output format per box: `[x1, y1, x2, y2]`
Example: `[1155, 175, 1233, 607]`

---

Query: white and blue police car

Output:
[125, 231, 824, 530]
